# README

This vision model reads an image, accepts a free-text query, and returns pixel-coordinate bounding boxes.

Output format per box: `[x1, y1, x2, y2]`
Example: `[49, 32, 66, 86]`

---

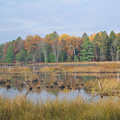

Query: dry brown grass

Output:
[85, 78, 120, 96]
[0, 96, 120, 120]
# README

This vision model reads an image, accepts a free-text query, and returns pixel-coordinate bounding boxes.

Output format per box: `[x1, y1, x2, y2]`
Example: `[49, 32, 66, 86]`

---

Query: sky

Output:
[0, 0, 120, 43]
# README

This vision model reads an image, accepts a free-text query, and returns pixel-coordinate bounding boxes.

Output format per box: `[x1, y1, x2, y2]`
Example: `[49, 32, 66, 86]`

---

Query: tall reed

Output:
[0, 96, 120, 120]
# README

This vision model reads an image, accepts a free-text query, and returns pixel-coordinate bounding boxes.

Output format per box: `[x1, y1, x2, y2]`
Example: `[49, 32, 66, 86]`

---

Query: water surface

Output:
[0, 87, 100, 103]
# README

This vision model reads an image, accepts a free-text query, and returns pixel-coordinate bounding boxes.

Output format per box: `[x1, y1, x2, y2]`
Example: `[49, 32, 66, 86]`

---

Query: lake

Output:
[0, 87, 100, 103]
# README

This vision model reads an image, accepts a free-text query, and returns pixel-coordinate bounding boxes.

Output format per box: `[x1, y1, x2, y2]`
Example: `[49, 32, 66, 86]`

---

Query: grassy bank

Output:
[0, 96, 120, 120]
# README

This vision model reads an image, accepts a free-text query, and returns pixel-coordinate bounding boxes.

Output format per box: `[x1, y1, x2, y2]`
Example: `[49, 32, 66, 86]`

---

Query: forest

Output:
[0, 30, 119, 63]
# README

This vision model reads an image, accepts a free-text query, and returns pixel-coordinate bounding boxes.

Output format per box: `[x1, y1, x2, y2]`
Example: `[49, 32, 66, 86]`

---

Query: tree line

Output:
[0, 31, 120, 63]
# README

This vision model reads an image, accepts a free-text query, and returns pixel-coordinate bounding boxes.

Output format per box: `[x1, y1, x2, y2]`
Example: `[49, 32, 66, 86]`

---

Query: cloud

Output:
[0, 0, 120, 42]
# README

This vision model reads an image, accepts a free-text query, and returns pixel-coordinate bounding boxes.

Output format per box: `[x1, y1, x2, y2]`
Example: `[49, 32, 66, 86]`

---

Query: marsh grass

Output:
[0, 96, 120, 120]
[85, 79, 120, 96]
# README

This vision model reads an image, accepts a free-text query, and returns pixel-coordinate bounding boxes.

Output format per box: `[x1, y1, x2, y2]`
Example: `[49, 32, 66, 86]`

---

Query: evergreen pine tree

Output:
[16, 49, 27, 62]
[80, 33, 94, 61]
[5, 44, 14, 63]
[109, 31, 116, 61]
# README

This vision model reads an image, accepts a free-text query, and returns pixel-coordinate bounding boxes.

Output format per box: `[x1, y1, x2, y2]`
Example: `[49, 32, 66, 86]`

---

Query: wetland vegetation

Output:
[0, 97, 120, 120]
[0, 62, 120, 119]
[0, 62, 120, 98]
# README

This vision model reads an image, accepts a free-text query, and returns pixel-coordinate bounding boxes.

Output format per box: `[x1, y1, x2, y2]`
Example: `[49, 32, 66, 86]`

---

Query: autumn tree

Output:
[37, 38, 50, 63]
[93, 31, 109, 61]
[13, 37, 24, 54]
[46, 32, 62, 62]
[59, 34, 71, 61]
[93, 33, 101, 61]
[24, 35, 41, 62]
[0, 31, 120, 63]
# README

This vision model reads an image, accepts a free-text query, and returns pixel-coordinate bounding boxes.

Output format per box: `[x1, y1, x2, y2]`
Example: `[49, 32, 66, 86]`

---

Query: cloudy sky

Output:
[0, 0, 120, 43]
